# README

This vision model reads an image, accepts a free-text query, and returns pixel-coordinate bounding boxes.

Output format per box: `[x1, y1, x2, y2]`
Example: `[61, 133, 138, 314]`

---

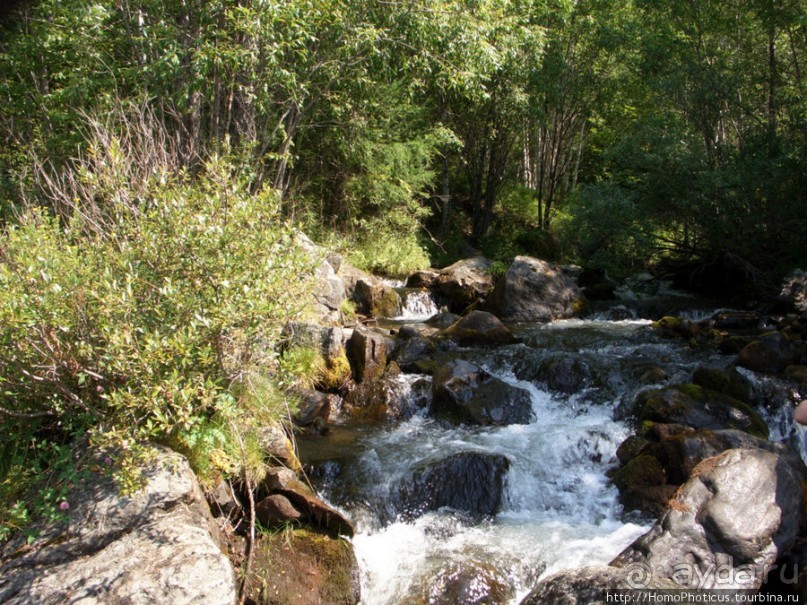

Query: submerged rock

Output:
[392, 452, 510, 520]
[440, 310, 516, 347]
[432, 359, 533, 425]
[485, 256, 584, 322]
[408, 560, 514, 605]
[531, 354, 592, 394]
[612, 448, 802, 591]
[0, 448, 236, 605]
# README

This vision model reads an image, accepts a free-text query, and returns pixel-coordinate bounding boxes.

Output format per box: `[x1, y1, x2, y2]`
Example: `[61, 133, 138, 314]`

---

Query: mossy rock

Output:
[317, 352, 352, 391]
[616, 434, 650, 465]
[637, 383, 769, 439]
[653, 316, 700, 340]
[611, 454, 674, 515]
[612, 455, 666, 491]
[247, 528, 360, 605]
[692, 366, 753, 404]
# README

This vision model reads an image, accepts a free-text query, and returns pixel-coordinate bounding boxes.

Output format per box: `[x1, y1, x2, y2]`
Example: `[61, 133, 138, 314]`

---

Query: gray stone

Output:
[0, 448, 236, 605]
[486, 256, 584, 322]
[612, 448, 802, 591]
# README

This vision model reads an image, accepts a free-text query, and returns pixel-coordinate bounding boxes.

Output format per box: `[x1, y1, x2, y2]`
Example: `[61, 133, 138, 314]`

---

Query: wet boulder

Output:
[393, 336, 436, 373]
[636, 383, 768, 438]
[408, 560, 514, 605]
[392, 452, 510, 520]
[610, 454, 674, 515]
[531, 354, 592, 394]
[0, 448, 236, 605]
[612, 424, 793, 515]
[432, 359, 533, 425]
[346, 326, 388, 383]
[612, 449, 803, 591]
[436, 257, 496, 313]
[691, 366, 753, 404]
[653, 316, 702, 340]
[439, 310, 516, 347]
[738, 331, 796, 374]
[426, 311, 462, 330]
[246, 528, 360, 605]
[485, 256, 584, 323]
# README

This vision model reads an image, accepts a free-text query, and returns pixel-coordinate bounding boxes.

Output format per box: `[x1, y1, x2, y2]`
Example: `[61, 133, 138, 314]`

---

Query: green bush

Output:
[0, 152, 314, 536]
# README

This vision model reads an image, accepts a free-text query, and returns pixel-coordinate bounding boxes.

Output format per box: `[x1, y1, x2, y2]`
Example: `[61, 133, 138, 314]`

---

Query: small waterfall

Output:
[395, 289, 440, 321]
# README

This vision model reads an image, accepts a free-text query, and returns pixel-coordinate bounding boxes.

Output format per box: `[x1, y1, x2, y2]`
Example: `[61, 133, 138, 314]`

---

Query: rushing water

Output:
[298, 314, 797, 604]
[393, 288, 441, 321]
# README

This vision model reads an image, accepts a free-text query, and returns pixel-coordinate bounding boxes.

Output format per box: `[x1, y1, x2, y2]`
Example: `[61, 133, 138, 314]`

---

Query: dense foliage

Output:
[0, 0, 804, 536]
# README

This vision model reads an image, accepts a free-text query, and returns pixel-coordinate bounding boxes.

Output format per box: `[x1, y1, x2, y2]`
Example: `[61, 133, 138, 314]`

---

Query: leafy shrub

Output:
[0, 150, 314, 535]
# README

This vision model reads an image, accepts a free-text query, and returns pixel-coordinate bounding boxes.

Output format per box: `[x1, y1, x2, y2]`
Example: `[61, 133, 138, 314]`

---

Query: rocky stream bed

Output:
[2, 248, 806, 605]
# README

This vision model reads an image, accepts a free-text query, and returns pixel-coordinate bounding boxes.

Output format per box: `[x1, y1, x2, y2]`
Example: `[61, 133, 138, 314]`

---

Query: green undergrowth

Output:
[0, 148, 314, 540]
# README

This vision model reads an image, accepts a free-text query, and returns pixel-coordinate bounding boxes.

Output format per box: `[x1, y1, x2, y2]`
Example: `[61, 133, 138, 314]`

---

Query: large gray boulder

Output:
[432, 359, 533, 425]
[612, 448, 802, 591]
[486, 256, 584, 322]
[0, 448, 236, 605]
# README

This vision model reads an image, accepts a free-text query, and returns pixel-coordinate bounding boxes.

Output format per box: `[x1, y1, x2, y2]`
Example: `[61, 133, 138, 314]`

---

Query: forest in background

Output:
[0, 0, 804, 537]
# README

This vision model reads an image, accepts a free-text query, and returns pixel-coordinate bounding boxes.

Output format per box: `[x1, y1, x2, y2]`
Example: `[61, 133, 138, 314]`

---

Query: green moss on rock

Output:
[247, 528, 360, 605]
